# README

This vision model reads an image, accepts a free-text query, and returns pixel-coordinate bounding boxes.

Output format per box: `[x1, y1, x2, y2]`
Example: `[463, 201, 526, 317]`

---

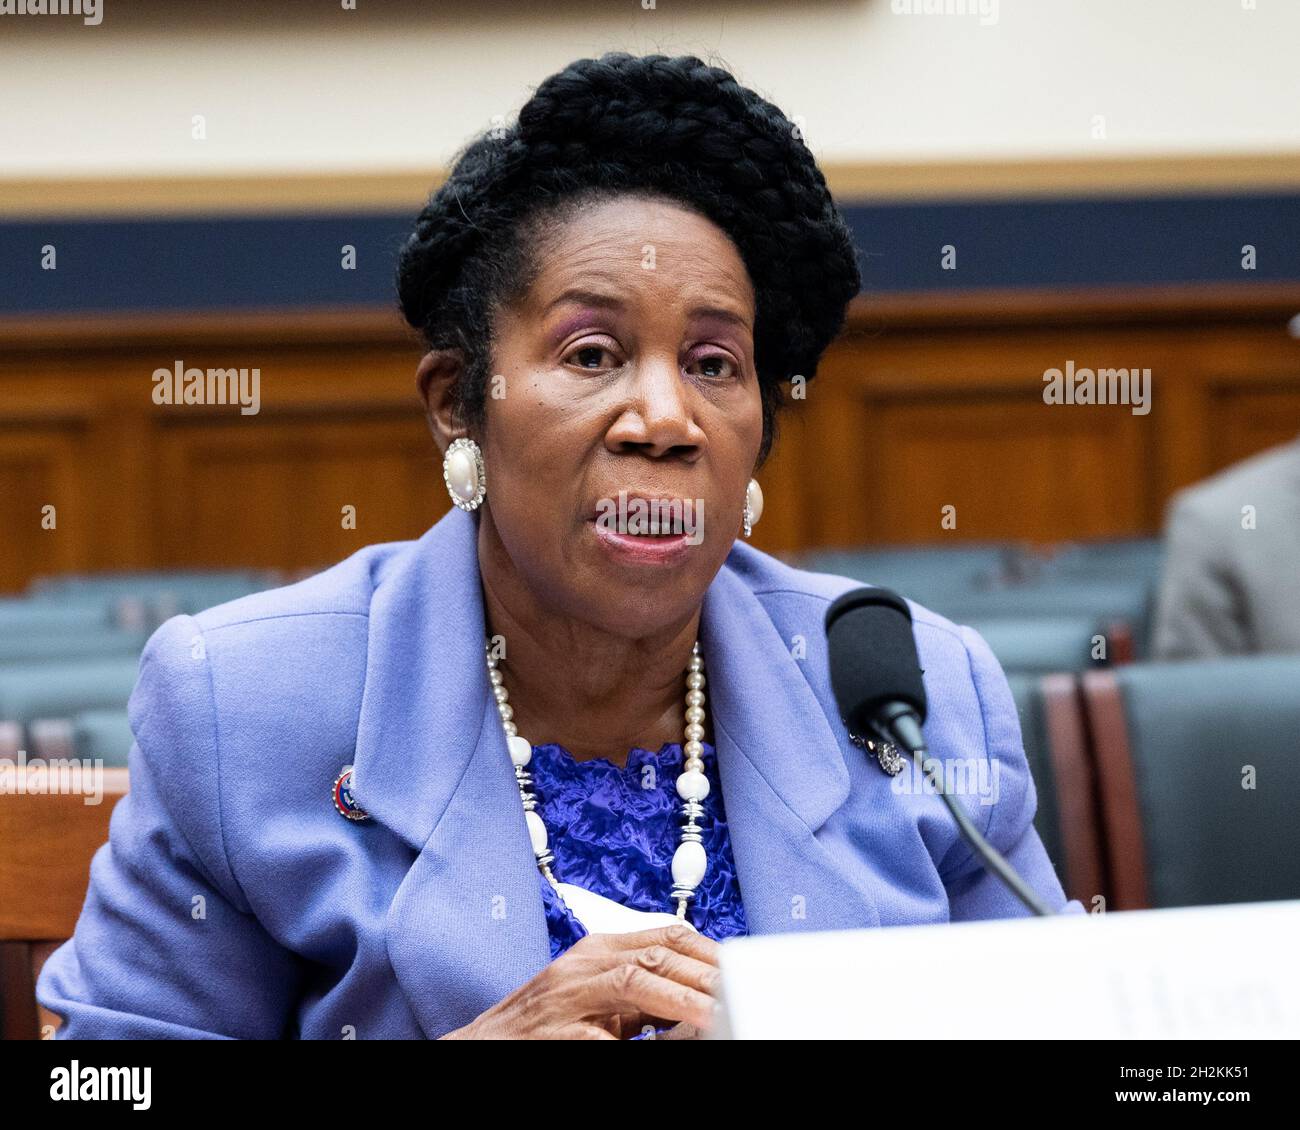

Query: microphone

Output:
[825, 586, 1055, 917]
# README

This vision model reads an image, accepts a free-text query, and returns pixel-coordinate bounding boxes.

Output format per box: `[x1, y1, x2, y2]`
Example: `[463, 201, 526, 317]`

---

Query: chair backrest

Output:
[0, 655, 140, 726]
[1004, 673, 1107, 908]
[27, 569, 274, 599]
[28, 570, 277, 628]
[797, 543, 1017, 607]
[1083, 656, 1300, 910]
[1004, 673, 1065, 874]
[0, 765, 129, 1038]
[796, 542, 1155, 658]
[0, 626, 147, 665]
[934, 576, 1156, 656]
[1040, 537, 1166, 584]
[73, 709, 136, 768]
[27, 715, 131, 766]
[972, 616, 1118, 675]
[27, 719, 75, 761]
[0, 599, 113, 634]
[0, 722, 20, 759]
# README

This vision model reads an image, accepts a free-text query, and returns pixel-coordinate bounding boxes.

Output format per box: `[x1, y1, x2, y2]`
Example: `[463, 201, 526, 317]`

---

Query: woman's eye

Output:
[566, 345, 617, 370]
[687, 354, 738, 380]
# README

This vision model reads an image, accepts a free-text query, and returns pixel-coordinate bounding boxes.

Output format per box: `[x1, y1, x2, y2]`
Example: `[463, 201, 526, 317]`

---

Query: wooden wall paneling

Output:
[873, 399, 1147, 543]
[1149, 338, 1212, 515]
[1213, 383, 1300, 469]
[749, 389, 813, 556]
[1148, 326, 1300, 498]
[1, 286, 1298, 589]
[813, 323, 1159, 544]
[0, 426, 88, 592]
[144, 338, 436, 574]
[154, 412, 444, 570]
[144, 342, 441, 570]
[0, 360, 100, 590]
[84, 357, 162, 573]
[797, 336, 879, 548]
[1178, 323, 1300, 480]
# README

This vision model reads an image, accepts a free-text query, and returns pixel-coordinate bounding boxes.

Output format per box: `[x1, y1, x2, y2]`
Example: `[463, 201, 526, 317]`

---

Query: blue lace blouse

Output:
[527, 739, 749, 959]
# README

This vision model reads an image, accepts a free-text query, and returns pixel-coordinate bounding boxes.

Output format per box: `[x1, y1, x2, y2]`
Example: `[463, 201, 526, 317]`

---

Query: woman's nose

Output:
[605, 356, 707, 459]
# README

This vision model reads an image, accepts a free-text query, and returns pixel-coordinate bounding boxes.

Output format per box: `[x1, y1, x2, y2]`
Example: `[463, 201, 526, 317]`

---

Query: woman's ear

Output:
[415, 349, 468, 454]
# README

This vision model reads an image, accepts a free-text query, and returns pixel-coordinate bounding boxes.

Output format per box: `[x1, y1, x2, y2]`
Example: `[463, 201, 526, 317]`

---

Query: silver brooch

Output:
[867, 739, 907, 777]
[849, 729, 906, 777]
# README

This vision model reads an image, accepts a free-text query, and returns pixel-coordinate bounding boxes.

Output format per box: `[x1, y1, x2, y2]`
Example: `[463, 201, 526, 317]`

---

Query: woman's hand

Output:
[441, 924, 722, 1039]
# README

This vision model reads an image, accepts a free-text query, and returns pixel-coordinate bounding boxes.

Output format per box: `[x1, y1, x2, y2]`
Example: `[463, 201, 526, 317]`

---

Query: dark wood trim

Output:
[0, 307, 418, 353]
[0, 941, 37, 1041]
[849, 283, 1300, 330]
[1081, 670, 1151, 910]
[0, 767, 130, 940]
[1040, 673, 1108, 909]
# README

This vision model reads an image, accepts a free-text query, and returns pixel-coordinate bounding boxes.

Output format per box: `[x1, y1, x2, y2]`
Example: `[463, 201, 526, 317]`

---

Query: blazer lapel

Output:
[701, 564, 882, 935]
[351, 509, 550, 1038]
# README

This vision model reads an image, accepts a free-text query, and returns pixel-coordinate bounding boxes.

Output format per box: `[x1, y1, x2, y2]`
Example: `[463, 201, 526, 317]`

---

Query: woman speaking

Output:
[38, 52, 1072, 1040]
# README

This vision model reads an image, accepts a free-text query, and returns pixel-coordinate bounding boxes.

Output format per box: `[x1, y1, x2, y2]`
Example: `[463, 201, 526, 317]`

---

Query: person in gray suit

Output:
[1152, 436, 1300, 659]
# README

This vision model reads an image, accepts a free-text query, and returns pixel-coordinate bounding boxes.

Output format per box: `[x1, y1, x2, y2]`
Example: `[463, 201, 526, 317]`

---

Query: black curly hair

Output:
[396, 52, 861, 467]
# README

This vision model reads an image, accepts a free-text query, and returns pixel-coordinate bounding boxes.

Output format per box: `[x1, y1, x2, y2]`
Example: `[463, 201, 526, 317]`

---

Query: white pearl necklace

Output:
[485, 639, 711, 921]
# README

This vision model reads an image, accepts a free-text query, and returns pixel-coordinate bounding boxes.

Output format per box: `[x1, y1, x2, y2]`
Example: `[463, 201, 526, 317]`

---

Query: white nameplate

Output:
[714, 900, 1300, 1039]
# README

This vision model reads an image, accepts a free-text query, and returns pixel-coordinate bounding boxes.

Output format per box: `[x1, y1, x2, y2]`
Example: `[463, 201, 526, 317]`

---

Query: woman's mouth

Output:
[586, 519, 695, 567]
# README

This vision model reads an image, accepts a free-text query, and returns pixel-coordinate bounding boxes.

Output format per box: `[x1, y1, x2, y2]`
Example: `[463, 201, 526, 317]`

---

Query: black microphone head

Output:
[824, 586, 927, 735]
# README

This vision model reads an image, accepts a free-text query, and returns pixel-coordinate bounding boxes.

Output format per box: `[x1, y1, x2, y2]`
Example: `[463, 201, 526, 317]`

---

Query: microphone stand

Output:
[871, 705, 1056, 918]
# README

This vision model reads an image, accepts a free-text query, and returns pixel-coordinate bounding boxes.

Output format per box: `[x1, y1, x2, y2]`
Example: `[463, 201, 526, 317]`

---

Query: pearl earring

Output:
[742, 478, 764, 538]
[443, 437, 487, 511]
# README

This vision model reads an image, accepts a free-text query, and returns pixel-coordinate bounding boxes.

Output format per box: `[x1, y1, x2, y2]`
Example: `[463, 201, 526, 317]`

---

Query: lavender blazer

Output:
[37, 506, 1077, 1039]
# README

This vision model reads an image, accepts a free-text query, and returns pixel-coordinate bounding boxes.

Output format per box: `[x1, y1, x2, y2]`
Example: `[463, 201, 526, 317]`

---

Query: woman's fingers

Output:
[632, 941, 722, 997]
[596, 946, 721, 1034]
[594, 923, 723, 965]
[501, 927, 725, 1037]
[583, 963, 718, 1031]
[573, 929, 722, 1010]
[454, 924, 729, 1037]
